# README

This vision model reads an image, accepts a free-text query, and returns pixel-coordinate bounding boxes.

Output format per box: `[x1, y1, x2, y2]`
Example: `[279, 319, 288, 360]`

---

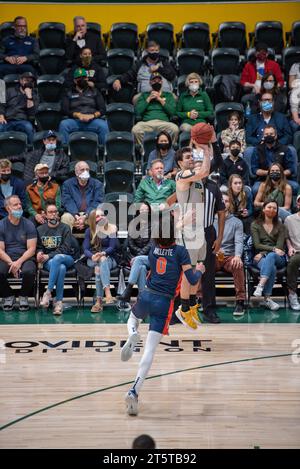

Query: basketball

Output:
[191, 123, 214, 144]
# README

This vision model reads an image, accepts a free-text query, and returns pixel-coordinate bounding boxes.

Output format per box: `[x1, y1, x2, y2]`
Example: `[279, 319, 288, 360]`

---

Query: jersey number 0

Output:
[156, 257, 167, 275]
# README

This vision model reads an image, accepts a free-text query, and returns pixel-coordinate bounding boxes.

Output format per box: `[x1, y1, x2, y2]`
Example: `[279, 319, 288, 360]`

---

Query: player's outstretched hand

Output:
[196, 262, 205, 274]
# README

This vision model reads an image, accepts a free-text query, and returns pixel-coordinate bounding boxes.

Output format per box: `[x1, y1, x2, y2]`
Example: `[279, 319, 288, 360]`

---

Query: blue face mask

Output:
[11, 209, 23, 219]
[45, 143, 56, 151]
[261, 101, 273, 112]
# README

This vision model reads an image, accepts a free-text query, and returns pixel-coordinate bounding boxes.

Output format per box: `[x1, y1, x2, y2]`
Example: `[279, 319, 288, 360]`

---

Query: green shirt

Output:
[135, 92, 176, 122]
[176, 89, 214, 125]
[251, 221, 287, 256]
[134, 177, 176, 205]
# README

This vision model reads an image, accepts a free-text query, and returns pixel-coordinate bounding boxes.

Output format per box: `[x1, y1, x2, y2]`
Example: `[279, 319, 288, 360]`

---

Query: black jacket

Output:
[62, 85, 106, 117]
[220, 156, 250, 186]
[0, 85, 38, 121]
[66, 60, 107, 92]
[119, 54, 176, 86]
[66, 31, 106, 65]
[8, 147, 70, 185]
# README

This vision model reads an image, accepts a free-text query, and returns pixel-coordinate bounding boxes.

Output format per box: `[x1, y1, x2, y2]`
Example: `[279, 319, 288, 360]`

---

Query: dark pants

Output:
[201, 225, 217, 315]
[287, 253, 300, 292]
[0, 259, 36, 298]
[0, 63, 36, 78]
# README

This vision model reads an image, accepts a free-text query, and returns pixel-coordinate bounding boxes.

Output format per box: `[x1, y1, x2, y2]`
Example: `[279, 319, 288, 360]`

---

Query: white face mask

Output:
[189, 84, 199, 93]
[79, 170, 90, 180]
[156, 172, 164, 181]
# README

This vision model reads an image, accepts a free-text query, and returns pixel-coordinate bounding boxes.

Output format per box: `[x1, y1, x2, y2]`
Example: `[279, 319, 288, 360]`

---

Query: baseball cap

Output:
[296, 194, 300, 202]
[34, 163, 49, 172]
[74, 68, 87, 79]
[20, 71, 36, 80]
[150, 72, 162, 81]
[44, 130, 57, 139]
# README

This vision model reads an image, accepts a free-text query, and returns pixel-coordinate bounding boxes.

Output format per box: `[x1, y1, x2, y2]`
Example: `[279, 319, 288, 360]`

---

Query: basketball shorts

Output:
[132, 289, 174, 336]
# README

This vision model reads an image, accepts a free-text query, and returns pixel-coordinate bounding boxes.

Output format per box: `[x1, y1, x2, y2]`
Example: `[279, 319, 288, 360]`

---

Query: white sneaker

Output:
[264, 297, 280, 311]
[288, 293, 300, 311]
[121, 332, 140, 362]
[253, 284, 264, 297]
[125, 390, 138, 416]
[40, 290, 52, 308]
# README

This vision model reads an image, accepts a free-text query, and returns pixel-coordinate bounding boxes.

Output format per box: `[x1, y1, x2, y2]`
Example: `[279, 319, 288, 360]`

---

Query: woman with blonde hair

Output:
[254, 162, 292, 221]
[227, 174, 253, 234]
[176, 72, 213, 132]
[83, 207, 118, 312]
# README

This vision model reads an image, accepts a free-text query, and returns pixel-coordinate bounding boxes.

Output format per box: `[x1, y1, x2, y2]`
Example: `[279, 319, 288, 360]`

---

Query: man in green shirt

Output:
[134, 159, 176, 208]
[132, 72, 179, 146]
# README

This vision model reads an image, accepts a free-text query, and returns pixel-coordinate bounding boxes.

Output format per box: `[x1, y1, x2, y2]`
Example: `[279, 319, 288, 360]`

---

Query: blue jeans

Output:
[87, 256, 117, 297]
[44, 254, 75, 301]
[254, 252, 286, 296]
[59, 118, 109, 145]
[128, 255, 150, 291]
[0, 120, 34, 143]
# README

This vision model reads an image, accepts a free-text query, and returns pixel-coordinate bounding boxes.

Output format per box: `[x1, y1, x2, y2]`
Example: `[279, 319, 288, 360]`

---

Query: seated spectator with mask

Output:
[26, 163, 61, 227]
[59, 68, 108, 145]
[61, 161, 104, 233]
[8, 130, 69, 186]
[220, 140, 250, 188]
[146, 131, 177, 178]
[0, 159, 25, 220]
[0, 71, 38, 144]
[65, 47, 107, 93]
[0, 194, 37, 311]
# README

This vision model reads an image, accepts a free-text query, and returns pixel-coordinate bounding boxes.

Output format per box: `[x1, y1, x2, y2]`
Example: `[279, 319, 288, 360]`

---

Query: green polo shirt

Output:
[134, 177, 176, 205]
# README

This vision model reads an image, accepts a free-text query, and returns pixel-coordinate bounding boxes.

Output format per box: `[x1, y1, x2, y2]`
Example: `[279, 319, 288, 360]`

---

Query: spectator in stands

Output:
[8, 130, 69, 186]
[251, 199, 287, 311]
[37, 201, 75, 316]
[61, 161, 103, 232]
[83, 208, 118, 311]
[219, 140, 250, 187]
[289, 62, 300, 89]
[134, 159, 176, 208]
[250, 125, 298, 195]
[254, 163, 292, 221]
[285, 194, 300, 310]
[0, 194, 37, 311]
[65, 47, 107, 93]
[289, 78, 300, 132]
[227, 174, 253, 235]
[220, 112, 246, 154]
[0, 79, 5, 103]
[112, 40, 176, 98]
[132, 72, 178, 146]
[214, 193, 246, 316]
[240, 43, 284, 97]
[66, 16, 106, 65]
[176, 73, 213, 131]
[59, 67, 108, 145]
[0, 16, 39, 78]
[248, 72, 287, 114]
[118, 203, 152, 309]
[146, 131, 177, 178]
[26, 163, 61, 226]
[0, 71, 38, 144]
[245, 92, 293, 146]
[0, 159, 25, 219]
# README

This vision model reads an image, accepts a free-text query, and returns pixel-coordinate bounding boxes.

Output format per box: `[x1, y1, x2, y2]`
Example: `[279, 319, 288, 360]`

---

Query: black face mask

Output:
[0, 174, 10, 182]
[264, 135, 276, 145]
[77, 78, 88, 89]
[39, 176, 49, 184]
[230, 149, 240, 157]
[152, 82, 162, 91]
[21, 81, 33, 89]
[148, 52, 159, 61]
[48, 218, 58, 226]
[157, 143, 170, 151]
[270, 172, 281, 181]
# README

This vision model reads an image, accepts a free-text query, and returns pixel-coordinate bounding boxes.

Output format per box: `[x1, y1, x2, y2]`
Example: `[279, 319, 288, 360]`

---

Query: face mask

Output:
[82, 57, 92, 66]
[79, 170, 90, 180]
[256, 52, 267, 62]
[45, 143, 56, 151]
[148, 52, 159, 61]
[192, 148, 204, 162]
[21, 81, 33, 90]
[77, 78, 88, 89]
[264, 208, 277, 218]
[189, 84, 199, 93]
[11, 209, 23, 219]
[39, 176, 49, 184]
[261, 101, 273, 112]
[157, 142, 170, 151]
[152, 82, 162, 91]
[263, 81, 274, 90]
[264, 135, 276, 144]
[270, 172, 281, 181]
[156, 173, 164, 181]
[48, 218, 58, 226]
[97, 217, 107, 226]
[15, 31, 27, 39]
[230, 149, 240, 158]
[0, 174, 10, 182]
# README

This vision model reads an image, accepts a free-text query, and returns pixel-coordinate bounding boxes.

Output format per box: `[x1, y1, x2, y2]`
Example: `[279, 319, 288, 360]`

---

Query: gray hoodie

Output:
[214, 213, 244, 257]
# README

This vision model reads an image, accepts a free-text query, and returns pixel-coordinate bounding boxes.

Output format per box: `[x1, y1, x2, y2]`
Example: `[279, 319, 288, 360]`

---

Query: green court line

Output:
[0, 352, 293, 432]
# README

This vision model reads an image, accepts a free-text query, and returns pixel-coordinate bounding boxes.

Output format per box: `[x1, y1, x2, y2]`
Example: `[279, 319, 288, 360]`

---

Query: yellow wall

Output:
[1, 2, 299, 42]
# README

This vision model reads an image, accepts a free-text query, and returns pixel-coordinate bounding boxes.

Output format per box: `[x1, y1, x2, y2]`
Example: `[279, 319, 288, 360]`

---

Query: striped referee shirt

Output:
[203, 178, 225, 229]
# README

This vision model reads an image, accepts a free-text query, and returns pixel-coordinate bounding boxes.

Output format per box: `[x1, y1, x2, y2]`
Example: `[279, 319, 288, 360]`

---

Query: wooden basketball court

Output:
[1, 319, 300, 449]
